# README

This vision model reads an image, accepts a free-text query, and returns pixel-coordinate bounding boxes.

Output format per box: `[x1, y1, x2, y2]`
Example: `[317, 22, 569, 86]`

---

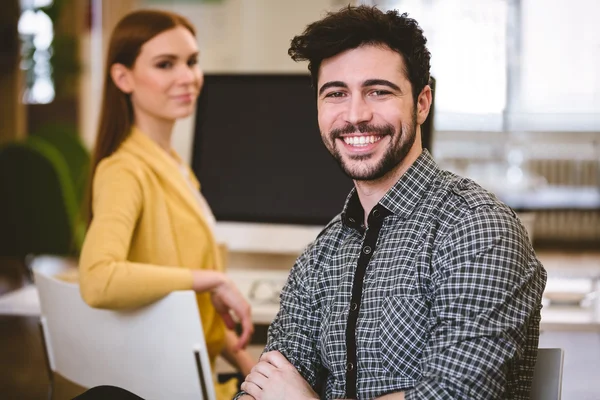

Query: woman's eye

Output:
[156, 61, 173, 69]
[187, 58, 198, 67]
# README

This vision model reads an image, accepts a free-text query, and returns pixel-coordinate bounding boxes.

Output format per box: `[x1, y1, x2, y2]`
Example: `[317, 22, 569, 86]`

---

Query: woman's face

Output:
[113, 26, 202, 123]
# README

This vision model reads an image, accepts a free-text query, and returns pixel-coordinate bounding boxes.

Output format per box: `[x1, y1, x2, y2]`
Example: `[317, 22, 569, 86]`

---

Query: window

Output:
[19, 0, 55, 104]
[513, 0, 600, 131]
[369, 0, 600, 132]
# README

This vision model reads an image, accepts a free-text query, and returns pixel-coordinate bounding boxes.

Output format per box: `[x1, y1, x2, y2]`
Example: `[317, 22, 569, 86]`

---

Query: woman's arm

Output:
[80, 157, 253, 346]
[79, 158, 195, 309]
[220, 329, 257, 376]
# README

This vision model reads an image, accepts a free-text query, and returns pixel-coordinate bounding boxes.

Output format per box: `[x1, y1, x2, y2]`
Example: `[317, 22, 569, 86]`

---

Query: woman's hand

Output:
[211, 278, 254, 350]
[191, 270, 254, 350]
[222, 329, 257, 376]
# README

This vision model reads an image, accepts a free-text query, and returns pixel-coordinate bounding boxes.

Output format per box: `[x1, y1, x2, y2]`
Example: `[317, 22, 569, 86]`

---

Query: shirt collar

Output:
[341, 150, 440, 228]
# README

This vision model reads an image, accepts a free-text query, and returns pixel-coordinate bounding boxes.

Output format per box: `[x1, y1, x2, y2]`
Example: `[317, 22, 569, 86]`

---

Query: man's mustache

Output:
[330, 123, 394, 139]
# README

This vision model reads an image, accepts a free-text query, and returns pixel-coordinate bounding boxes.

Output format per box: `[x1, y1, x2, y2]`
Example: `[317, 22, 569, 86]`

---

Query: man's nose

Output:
[345, 95, 373, 125]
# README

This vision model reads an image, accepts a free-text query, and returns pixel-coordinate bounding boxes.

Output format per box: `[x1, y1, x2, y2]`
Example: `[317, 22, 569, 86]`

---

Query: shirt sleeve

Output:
[234, 243, 325, 399]
[79, 157, 193, 309]
[404, 207, 547, 400]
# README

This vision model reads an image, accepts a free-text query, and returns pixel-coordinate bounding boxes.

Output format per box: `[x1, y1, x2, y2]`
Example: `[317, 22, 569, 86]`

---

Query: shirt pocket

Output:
[378, 294, 430, 380]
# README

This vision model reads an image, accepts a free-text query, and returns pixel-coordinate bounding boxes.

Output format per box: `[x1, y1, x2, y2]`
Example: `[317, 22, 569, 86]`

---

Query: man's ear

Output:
[416, 84, 432, 125]
[110, 63, 133, 94]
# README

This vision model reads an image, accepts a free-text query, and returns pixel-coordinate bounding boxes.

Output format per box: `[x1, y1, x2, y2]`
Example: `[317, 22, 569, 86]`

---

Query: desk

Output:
[541, 305, 600, 332]
[497, 185, 600, 211]
[0, 285, 40, 316]
[2, 269, 598, 331]
[227, 269, 288, 325]
[0, 271, 288, 326]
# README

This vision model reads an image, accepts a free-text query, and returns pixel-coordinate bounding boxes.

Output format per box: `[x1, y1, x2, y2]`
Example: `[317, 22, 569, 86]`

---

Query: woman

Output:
[79, 9, 254, 398]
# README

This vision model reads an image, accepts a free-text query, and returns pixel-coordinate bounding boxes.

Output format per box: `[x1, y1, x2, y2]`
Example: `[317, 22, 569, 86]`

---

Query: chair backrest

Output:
[531, 348, 565, 400]
[32, 256, 216, 400]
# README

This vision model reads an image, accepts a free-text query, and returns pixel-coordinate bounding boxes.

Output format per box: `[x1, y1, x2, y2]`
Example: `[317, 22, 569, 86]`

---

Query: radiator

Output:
[527, 159, 599, 187]
[525, 159, 599, 245]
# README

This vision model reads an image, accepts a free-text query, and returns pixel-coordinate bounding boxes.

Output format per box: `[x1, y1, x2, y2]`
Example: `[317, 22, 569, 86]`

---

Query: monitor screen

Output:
[191, 74, 353, 226]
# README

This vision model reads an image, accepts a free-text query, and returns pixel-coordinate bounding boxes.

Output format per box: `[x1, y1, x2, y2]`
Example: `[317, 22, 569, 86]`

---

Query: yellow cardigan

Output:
[79, 127, 226, 362]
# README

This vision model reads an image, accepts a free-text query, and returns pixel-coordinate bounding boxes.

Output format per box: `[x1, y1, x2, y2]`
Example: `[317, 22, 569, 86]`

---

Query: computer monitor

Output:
[191, 73, 436, 227]
[191, 74, 353, 226]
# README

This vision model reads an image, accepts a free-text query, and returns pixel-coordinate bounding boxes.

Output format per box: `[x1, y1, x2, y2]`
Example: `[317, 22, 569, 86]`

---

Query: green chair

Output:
[0, 138, 83, 260]
[31, 124, 91, 207]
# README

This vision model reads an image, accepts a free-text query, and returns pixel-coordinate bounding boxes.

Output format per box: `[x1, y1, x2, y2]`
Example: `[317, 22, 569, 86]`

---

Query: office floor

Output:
[1, 253, 599, 400]
[0, 258, 77, 399]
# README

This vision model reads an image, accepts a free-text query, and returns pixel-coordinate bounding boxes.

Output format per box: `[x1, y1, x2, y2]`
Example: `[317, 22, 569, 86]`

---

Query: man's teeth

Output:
[342, 135, 382, 146]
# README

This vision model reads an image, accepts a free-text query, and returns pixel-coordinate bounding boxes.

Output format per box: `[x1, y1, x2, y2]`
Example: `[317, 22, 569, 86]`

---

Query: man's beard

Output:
[324, 111, 417, 181]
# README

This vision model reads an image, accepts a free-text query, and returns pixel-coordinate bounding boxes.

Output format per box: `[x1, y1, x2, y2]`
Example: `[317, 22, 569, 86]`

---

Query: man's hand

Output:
[241, 351, 318, 400]
[376, 393, 405, 399]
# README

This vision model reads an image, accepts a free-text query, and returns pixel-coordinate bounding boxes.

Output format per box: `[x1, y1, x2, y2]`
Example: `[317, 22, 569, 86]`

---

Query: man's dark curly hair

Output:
[288, 6, 431, 103]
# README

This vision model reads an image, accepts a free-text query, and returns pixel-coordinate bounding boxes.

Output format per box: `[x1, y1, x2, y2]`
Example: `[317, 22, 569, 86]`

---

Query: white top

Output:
[176, 162, 217, 231]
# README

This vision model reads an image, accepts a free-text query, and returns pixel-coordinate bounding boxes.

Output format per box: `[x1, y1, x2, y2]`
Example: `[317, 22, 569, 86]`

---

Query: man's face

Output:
[317, 44, 424, 181]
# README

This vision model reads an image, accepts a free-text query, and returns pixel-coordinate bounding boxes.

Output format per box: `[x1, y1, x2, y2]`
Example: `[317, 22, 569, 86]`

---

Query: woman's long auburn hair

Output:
[85, 9, 196, 225]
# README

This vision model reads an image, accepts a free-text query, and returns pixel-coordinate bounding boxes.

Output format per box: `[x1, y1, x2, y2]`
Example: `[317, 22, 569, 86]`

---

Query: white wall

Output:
[146, 0, 354, 73]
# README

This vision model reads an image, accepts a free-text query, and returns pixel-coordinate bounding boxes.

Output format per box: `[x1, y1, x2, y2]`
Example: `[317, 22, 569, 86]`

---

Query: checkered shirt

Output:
[237, 150, 546, 400]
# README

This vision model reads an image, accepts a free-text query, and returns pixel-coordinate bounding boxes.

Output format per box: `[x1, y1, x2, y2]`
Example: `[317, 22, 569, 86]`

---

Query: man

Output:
[239, 6, 546, 400]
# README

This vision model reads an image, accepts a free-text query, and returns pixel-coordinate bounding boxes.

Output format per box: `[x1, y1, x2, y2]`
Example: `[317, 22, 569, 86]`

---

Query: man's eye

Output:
[187, 58, 198, 67]
[325, 92, 345, 98]
[371, 90, 391, 96]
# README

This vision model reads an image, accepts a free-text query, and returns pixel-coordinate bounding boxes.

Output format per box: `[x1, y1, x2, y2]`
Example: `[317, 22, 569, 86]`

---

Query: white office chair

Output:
[531, 348, 565, 400]
[32, 256, 216, 400]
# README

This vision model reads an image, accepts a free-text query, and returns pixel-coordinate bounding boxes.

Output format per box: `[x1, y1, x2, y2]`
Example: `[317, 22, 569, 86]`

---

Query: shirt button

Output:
[346, 362, 354, 371]
[372, 209, 381, 218]
[348, 217, 355, 223]
[350, 302, 358, 311]
[363, 246, 372, 254]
